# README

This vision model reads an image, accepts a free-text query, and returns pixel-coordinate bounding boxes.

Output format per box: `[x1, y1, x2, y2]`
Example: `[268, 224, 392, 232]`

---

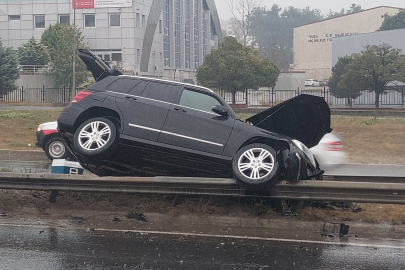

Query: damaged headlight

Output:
[292, 139, 317, 167]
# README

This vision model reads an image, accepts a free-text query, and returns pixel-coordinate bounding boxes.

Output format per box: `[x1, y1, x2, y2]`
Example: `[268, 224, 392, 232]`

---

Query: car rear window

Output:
[141, 82, 182, 103]
[105, 78, 143, 94]
[86, 77, 118, 91]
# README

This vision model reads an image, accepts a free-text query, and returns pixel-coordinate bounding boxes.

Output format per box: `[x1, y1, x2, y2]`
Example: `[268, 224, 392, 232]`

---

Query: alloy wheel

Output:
[237, 147, 275, 180]
[78, 121, 111, 151]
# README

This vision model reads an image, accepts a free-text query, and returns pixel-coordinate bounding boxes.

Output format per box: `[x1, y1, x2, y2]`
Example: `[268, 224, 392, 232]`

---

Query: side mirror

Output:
[212, 105, 229, 116]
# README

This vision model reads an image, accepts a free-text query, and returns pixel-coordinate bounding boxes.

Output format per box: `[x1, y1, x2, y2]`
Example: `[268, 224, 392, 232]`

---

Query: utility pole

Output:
[72, 0, 76, 100]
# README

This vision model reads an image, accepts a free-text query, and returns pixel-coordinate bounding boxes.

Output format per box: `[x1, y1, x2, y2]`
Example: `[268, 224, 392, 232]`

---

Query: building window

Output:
[137, 49, 141, 63]
[159, 20, 162, 33]
[112, 53, 122, 61]
[136, 13, 140, 28]
[59, 14, 70, 24]
[9, 15, 21, 21]
[142, 15, 146, 28]
[104, 54, 110, 61]
[110, 13, 120, 27]
[34, 15, 45, 28]
[85, 14, 95, 27]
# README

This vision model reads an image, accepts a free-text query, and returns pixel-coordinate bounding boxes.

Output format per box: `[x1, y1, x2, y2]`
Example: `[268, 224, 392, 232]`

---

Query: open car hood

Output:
[246, 94, 332, 148]
[78, 49, 122, 82]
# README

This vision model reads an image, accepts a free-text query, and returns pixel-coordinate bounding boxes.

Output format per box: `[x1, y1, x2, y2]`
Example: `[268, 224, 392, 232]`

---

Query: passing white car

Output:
[310, 133, 348, 168]
[305, 79, 320, 87]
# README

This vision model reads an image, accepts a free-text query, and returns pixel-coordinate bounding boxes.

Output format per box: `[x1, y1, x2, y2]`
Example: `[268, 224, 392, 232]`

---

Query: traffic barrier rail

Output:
[1, 172, 405, 204]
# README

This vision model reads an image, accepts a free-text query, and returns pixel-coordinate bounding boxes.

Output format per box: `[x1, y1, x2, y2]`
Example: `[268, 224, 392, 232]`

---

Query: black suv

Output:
[58, 49, 331, 189]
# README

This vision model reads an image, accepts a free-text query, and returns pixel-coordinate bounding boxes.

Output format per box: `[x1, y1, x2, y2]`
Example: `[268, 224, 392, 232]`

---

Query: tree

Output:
[326, 4, 362, 18]
[0, 38, 19, 98]
[17, 37, 49, 66]
[196, 36, 279, 104]
[339, 44, 405, 108]
[328, 56, 361, 108]
[227, 0, 262, 45]
[41, 23, 89, 87]
[379, 9, 405, 31]
[248, 5, 323, 69]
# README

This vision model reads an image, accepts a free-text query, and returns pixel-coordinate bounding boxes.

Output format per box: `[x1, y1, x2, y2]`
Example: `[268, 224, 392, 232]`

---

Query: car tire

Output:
[73, 117, 118, 160]
[232, 143, 279, 190]
[44, 137, 68, 160]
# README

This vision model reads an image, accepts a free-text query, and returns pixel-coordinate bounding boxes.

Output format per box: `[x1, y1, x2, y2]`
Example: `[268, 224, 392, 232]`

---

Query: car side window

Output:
[141, 82, 182, 103]
[179, 89, 221, 113]
[105, 78, 143, 94]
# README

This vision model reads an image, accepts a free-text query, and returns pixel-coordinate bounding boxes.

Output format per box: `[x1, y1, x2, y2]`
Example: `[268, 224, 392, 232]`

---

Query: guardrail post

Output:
[49, 190, 58, 203]
[271, 87, 274, 107]
[21, 86, 24, 103]
[41, 85, 45, 102]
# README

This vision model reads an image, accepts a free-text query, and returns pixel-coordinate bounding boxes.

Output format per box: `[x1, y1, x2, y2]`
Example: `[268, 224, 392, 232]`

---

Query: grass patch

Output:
[0, 110, 61, 150]
[0, 112, 35, 119]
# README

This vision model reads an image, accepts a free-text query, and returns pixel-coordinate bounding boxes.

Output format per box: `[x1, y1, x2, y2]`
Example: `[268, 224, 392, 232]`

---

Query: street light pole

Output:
[72, 0, 76, 100]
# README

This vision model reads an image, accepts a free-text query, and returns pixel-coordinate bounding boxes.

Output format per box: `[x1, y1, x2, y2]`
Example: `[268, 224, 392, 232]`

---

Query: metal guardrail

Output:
[1, 173, 405, 204]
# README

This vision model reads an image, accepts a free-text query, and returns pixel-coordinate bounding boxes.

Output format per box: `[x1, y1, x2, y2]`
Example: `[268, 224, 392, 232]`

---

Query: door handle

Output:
[174, 107, 186, 112]
[125, 96, 137, 101]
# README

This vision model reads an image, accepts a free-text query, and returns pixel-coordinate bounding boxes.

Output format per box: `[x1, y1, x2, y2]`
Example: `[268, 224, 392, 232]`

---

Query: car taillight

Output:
[72, 91, 92, 103]
[43, 129, 58, 135]
[325, 142, 342, 151]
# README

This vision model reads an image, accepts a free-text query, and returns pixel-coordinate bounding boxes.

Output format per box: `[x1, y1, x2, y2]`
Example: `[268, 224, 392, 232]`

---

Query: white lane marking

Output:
[128, 123, 223, 147]
[1, 223, 405, 250]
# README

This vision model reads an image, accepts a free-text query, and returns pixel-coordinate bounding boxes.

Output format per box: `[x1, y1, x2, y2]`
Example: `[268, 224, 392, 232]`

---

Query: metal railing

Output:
[1, 172, 405, 204]
[215, 88, 405, 108]
[1, 85, 404, 107]
[1, 86, 83, 103]
[18, 65, 50, 75]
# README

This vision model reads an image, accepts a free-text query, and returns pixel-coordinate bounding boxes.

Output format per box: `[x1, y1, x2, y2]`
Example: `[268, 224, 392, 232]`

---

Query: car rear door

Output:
[158, 88, 235, 155]
[116, 80, 182, 141]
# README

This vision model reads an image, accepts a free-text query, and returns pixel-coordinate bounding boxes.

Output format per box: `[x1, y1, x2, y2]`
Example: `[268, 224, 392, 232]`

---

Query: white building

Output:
[293, 6, 401, 81]
[0, 0, 223, 82]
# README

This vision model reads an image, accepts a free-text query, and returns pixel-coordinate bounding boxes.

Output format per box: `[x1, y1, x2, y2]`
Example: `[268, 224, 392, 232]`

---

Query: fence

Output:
[1, 85, 404, 108]
[1, 86, 82, 103]
[215, 87, 405, 108]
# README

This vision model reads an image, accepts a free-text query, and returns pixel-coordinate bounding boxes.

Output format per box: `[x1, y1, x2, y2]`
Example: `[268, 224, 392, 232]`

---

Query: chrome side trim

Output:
[128, 123, 223, 147]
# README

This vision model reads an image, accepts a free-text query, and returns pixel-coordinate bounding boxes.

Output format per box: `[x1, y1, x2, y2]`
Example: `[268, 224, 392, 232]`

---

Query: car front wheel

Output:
[45, 137, 68, 160]
[73, 117, 118, 160]
[232, 143, 279, 190]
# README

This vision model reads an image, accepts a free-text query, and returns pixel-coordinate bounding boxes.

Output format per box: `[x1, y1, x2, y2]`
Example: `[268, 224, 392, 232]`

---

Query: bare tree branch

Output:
[226, 0, 262, 45]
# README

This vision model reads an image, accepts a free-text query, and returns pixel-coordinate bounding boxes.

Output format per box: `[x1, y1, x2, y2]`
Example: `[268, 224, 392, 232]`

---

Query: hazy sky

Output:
[215, 0, 405, 20]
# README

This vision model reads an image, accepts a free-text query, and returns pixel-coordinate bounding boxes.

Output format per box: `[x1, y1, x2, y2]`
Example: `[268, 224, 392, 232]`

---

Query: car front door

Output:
[158, 89, 235, 155]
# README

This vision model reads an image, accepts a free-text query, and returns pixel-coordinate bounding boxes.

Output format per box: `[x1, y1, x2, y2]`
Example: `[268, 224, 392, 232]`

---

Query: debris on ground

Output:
[126, 212, 147, 222]
[112, 217, 121, 222]
[311, 201, 362, 212]
[321, 221, 350, 237]
[70, 216, 87, 223]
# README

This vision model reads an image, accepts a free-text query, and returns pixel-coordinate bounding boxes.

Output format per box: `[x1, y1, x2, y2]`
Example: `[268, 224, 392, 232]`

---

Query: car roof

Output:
[118, 75, 214, 94]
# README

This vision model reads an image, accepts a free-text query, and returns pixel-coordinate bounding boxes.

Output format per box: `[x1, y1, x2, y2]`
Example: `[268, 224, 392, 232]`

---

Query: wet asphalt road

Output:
[1, 224, 405, 270]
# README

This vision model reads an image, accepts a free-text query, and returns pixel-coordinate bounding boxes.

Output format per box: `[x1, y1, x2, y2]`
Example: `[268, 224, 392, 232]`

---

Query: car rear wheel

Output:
[45, 137, 68, 160]
[73, 117, 118, 160]
[232, 143, 279, 190]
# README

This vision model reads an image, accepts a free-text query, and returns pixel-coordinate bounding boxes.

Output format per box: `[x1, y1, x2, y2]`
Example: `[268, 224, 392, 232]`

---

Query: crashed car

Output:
[36, 121, 69, 160]
[57, 49, 331, 190]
